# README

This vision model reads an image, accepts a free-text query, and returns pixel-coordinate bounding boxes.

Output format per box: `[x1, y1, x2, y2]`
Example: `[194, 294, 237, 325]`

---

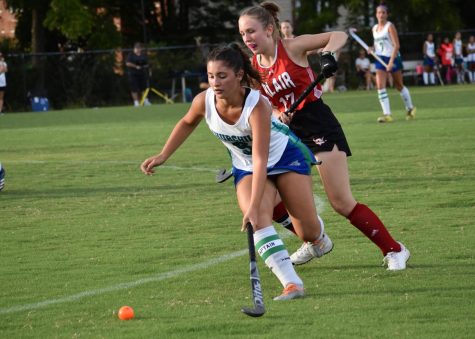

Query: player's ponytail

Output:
[228, 42, 261, 87]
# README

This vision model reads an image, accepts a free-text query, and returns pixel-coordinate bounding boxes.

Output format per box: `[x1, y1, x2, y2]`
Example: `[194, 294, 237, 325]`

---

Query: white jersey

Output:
[372, 22, 394, 57]
[454, 39, 463, 57]
[0, 61, 6, 87]
[355, 57, 371, 71]
[467, 42, 475, 62]
[204, 87, 289, 172]
[425, 41, 435, 58]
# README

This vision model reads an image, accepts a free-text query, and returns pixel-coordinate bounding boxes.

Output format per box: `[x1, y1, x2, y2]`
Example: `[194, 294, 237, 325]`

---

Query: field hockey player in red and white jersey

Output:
[238, 1, 410, 271]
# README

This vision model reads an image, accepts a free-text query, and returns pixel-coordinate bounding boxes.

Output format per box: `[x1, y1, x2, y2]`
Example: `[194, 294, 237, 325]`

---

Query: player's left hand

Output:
[279, 111, 293, 125]
[320, 51, 338, 78]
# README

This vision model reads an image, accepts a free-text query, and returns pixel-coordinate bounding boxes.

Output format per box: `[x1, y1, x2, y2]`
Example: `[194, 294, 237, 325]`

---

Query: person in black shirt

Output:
[126, 42, 151, 106]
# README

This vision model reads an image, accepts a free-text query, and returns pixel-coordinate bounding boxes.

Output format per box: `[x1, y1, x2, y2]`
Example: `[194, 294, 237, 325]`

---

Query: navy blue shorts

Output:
[375, 55, 403, 72]
[423, 56, 435, 67]
[233, 140, 316, 186]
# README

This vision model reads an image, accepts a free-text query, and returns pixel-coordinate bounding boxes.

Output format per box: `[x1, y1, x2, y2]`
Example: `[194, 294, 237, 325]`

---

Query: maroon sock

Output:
[347, 203, 401, 255]
[273, 201, 296, 234]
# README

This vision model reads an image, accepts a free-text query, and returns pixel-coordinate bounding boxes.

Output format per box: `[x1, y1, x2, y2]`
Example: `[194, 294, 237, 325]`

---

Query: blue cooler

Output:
[31, 97, 49, 112]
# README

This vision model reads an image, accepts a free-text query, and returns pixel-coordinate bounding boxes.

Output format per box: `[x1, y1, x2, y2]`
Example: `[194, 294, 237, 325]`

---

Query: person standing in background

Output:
[466, 35, 475, 83]
[280, 20, 295, 39]
[126, 42, 151, 107]
[453, 32, 465, 84]
[0, 52, 7, 114]
[422, 34, 437, 85]
[438, 37, 454, 85]
[371, 3, 416, 123]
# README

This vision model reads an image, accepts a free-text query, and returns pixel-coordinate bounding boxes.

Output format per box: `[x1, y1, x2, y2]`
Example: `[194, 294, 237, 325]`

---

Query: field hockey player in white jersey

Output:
[371, 3, 416, 123]
[422, 33, 437, 85]
[141, 43, 332, 301]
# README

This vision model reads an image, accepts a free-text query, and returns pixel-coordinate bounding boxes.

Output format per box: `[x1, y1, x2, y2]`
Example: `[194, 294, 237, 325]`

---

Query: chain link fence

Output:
[3, 44, 210, 112]
[3, 29, 474, 112]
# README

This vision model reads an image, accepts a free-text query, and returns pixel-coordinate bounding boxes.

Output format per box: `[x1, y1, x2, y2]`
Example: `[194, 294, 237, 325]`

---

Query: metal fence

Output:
[2, 28, 475, 112]
[3, 44, 209, 112]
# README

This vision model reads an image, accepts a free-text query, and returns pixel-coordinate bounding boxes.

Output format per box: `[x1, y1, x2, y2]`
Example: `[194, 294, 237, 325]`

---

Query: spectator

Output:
[438, 37, 454, 84]
[0, 52, 7, 114]
[355, 49, 375, 90]
[126, 42, 151, 107]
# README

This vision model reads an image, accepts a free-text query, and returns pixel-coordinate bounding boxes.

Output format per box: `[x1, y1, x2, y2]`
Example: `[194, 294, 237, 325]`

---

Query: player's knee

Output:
[329, 198, 355, 217]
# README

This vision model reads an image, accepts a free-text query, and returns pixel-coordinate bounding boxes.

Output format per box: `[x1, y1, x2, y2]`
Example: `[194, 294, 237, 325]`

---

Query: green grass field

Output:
[1, 85, 474, 338]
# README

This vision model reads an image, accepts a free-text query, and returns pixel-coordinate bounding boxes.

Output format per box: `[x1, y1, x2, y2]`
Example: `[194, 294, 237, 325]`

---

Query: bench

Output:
[402, 60, 423, 85]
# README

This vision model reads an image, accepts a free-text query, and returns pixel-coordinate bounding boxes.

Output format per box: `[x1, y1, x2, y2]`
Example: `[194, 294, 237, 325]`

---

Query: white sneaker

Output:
[290, 233, 334, 265]
[144, 98, 152, 106]
[383, 242, 410, 271]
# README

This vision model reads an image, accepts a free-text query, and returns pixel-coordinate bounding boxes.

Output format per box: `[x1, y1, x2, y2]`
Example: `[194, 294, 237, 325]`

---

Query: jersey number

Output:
[232, 141, 252, 155]
[279, 92, 295, 111]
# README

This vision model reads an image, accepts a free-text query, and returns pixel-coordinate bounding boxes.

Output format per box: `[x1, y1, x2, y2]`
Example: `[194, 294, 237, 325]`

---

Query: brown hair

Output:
[240, 1, 282, 40]
[207, 43, 261, 87]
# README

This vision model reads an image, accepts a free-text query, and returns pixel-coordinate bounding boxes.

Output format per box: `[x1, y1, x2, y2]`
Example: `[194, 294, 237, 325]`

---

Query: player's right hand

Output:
[140, 155, 165, 175]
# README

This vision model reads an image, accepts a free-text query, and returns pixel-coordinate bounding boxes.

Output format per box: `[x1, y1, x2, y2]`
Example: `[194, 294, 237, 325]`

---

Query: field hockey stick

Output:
[434, 63, 445, 86]
[283, 72, 325, 116]
[241, 222, 265, 317]
[215, 168, 233, 183]
[348, 28, 389, 68]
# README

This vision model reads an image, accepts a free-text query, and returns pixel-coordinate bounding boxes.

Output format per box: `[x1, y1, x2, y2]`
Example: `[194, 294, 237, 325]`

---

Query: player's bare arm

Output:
[140, 92, 206, 175]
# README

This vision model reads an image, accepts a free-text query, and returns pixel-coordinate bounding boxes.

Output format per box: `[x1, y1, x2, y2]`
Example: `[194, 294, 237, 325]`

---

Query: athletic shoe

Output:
[406, 107, 417, 120]
[377, 115, 393, 123]
[144, 98, 152, 106]
[290, 233, 334, 265]
[383, 242, 410, 271]
[273, 283, 305, 301]
[0, 163, 5, 191]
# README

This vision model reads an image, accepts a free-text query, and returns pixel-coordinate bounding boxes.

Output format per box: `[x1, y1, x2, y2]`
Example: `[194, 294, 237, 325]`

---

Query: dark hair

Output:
[377, 2, 389, 12]
[134, 42, 144, 49]
[240, 1, 282, 40]
[207, 42, 261, 87]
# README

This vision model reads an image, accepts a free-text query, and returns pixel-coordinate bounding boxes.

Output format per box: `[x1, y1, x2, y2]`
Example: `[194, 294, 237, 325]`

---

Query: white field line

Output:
[7, 160, 219, 173]
[0, 228, 301, 316]
[0, 249, 247, 315]
[1, 160, 326, 315]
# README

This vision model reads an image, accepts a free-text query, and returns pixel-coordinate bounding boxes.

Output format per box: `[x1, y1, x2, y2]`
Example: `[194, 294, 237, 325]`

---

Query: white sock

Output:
[378, 89, 391, 115]
[315, 215, 325, 242]
[429, 72, 435, 85]
[469, 71, 474, 83]
[399, 86, 414, 111]
[134, 100, 140, 107]
[254, 226, 303, 288]
[423, 72, 428, 85]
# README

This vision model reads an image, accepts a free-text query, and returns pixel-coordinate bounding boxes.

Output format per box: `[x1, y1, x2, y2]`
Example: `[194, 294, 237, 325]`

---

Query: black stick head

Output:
[215, 168, 233, 183]
[241, 305, 265, 317]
